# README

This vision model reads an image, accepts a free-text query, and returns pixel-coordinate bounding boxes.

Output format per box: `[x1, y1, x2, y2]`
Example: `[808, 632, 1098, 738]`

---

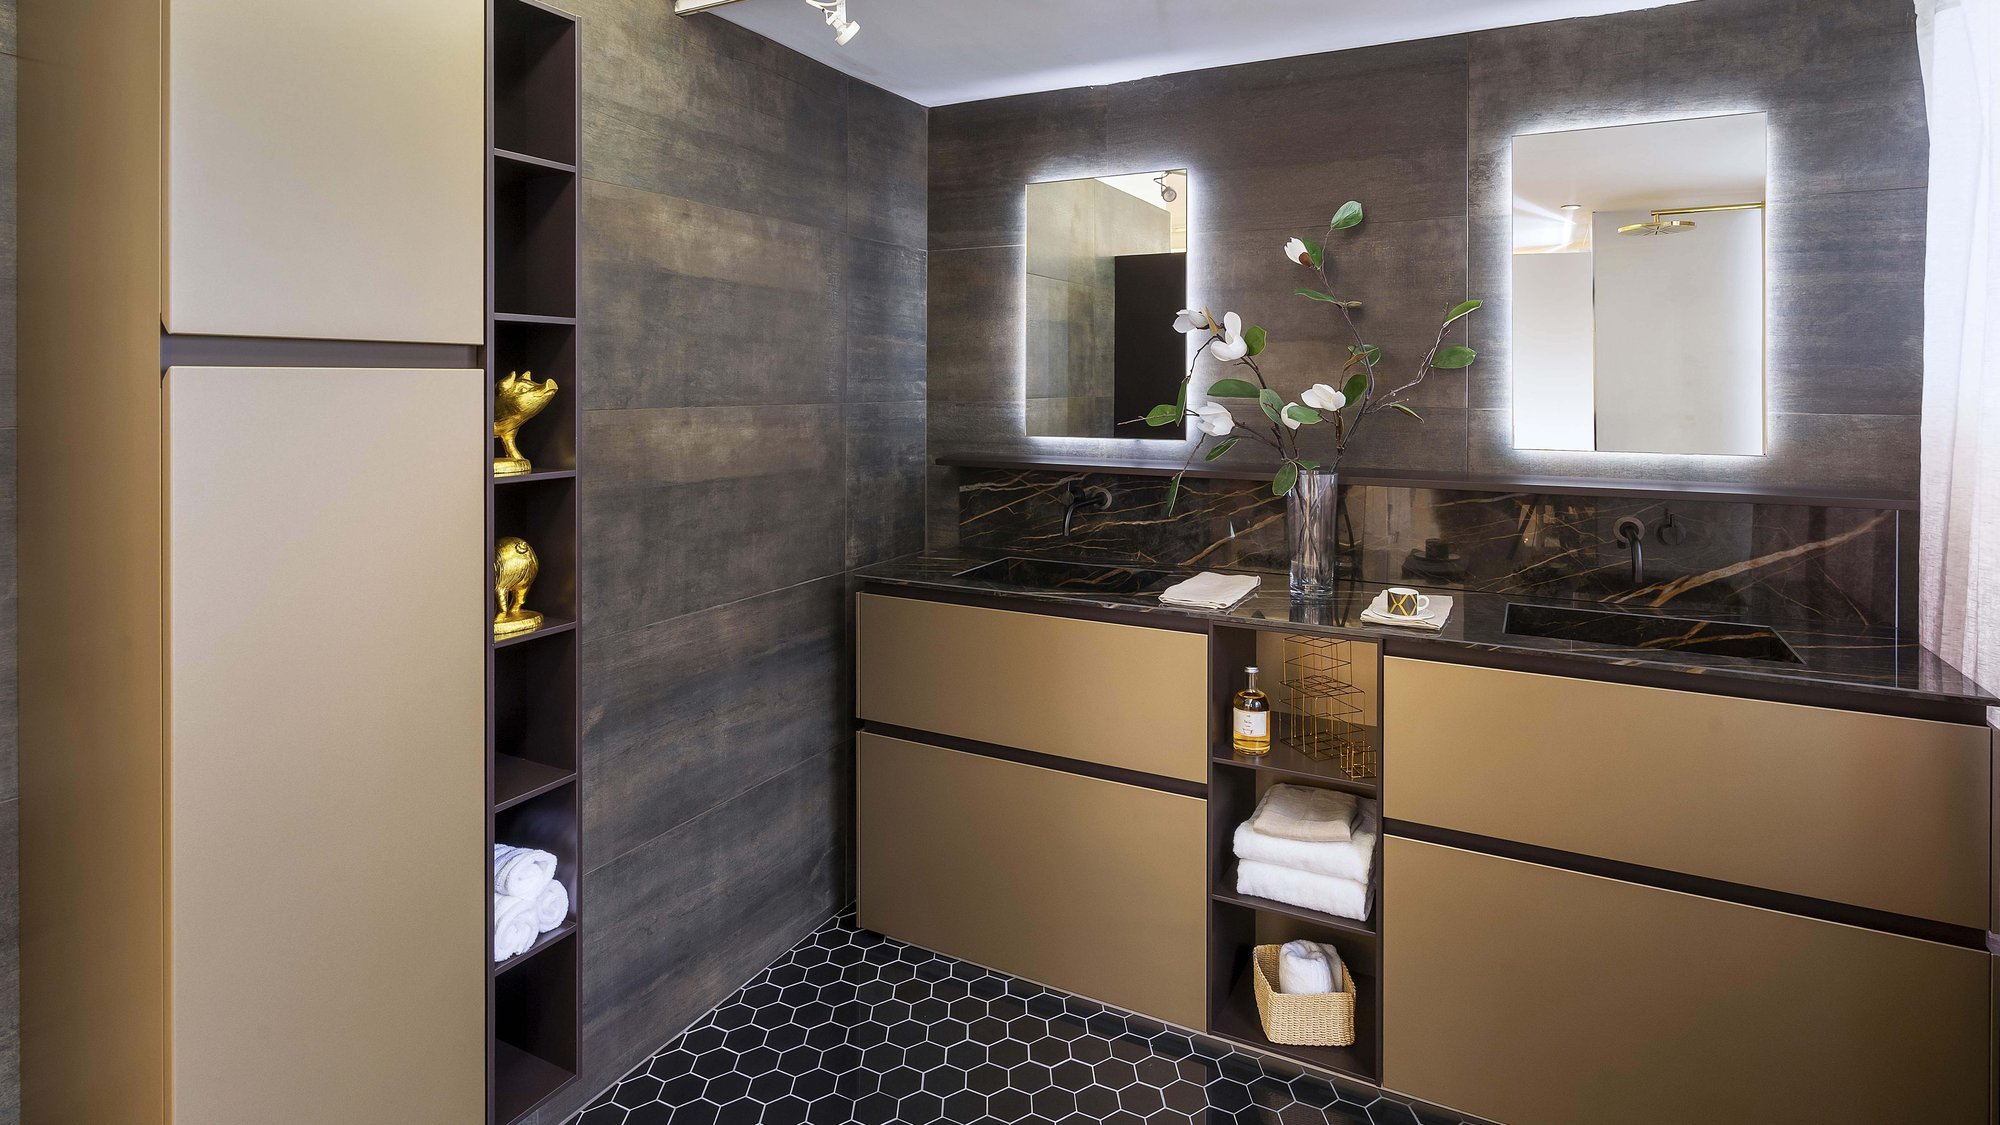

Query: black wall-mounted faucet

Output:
[1614, 516, 1647, 586]
[1058, 483, 1114, 537]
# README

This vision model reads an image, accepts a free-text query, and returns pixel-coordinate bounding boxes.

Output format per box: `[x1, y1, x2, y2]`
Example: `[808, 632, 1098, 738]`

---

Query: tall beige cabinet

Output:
[19, 1, 489, 1122]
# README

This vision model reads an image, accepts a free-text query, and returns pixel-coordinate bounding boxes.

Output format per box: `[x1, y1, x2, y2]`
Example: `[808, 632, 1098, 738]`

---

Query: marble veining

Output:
[956, 469, 1904, 630]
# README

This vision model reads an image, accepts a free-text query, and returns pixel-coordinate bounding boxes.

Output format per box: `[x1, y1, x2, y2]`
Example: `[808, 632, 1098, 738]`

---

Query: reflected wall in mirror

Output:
[1512, 113, 1767, 456]
[1024, 170, 1189, 440]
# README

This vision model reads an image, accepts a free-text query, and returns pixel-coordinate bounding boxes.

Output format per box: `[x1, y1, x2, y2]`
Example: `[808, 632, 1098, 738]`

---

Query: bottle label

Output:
[1233, 708, 1268, 739]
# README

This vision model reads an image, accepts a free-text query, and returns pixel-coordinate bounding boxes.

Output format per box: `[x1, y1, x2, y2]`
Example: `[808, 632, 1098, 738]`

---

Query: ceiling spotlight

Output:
[1154, 174, 1178, 203]
[1560, 203, 1582, 212]
[805, 0, 859, 45]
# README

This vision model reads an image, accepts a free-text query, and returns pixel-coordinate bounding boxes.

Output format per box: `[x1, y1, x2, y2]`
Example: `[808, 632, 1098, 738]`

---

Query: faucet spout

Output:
[1614, 516, 1647, 586]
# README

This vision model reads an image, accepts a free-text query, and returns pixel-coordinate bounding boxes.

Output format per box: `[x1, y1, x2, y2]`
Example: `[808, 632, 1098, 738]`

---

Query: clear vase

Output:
[1287, 469, 1341, 601]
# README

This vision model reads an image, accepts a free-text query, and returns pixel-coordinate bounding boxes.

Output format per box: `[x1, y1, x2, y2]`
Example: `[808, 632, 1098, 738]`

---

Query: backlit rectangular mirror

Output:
[1511, 113, 1767, 456]
[1024, 169, 1188, 440]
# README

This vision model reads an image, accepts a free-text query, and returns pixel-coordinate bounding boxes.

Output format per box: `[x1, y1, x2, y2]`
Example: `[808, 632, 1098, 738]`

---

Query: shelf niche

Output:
[494, 476, 578, 625]
[495, 0, 579, 165]
[494, 932, 580, 1122]
[495, 630, 578, 809]
[493, 319, 577, 475]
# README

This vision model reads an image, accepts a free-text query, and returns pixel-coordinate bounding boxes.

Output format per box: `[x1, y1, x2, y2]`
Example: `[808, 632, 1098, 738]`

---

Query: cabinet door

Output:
[856, 593, 1208, 782]
[165, 0, 484, 343]
[166, 367, 486, 1124]
[857, 732, 1207, 1028]
[1384, 657, 1991, 927]
[1383, 838, 1991, 1125]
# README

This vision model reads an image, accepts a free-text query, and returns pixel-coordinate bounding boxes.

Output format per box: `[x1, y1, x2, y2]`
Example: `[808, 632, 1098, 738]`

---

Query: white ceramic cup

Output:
[1384, 587, 1431, 618]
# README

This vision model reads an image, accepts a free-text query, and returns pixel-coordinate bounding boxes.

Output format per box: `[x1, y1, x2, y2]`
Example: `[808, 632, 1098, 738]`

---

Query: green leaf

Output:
[1258, 388, 1284, 425]
[1341, 370, 1370, 404]
[1443, 299, 1483, 326]
[1206, 378, 1261, 399]
[1144, 403, 1182, 427]
[1387, 402, 1424, 421]
[1175, 377, 1189, 414]
[1272, 462, 1300, 498]
[1283, 404, 1322, 426]
[1165, 472, 1183, 516]
[1303, 238, 1325, 269]
[1329, 200, 1364, 230]
[1204, 435, 1242, 461]
[1346, 343, 1381, 368]
[1297, 460, 1321, 470]
[1294, 288, 1341, 304]
[1243, 325, 1268, 358]
[1431, 345, 1478, 370]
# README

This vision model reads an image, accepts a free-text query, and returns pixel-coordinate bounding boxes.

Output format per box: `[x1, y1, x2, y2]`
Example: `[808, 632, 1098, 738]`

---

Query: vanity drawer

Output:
[1383, 838, 1991, 1125]
[1383, 657, 1991, 927]
[856, 592, 1208, 782]
[856, 732, 1207, 1028]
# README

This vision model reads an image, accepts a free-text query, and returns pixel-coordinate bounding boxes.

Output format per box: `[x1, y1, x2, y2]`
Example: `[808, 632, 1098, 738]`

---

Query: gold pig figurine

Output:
[493, 536, 545, 639]
[494, 370, 559, 476]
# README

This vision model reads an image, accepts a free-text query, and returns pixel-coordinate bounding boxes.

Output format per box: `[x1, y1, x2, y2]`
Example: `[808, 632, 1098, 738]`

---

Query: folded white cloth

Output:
[494, 844, 557, 898]
[1159, 571, 1261, 609]
[532, 878, 570, 934]
[494, 892, 539, 963]
[1277, 940, 1346, 995]
[1359, 590, 1454, 631]
[1237, 859, 1371, 921]
[1234, 800, 1379, 883]
[1249, 784, 1356, 843]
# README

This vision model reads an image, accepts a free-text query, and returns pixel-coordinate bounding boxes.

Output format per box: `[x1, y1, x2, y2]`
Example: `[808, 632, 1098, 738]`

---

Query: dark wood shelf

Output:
[494, 147, 578, 175]
[492, 615, 577, 650]
[1211, 735, 1380, 795]
[1213, 881, 1377, 940]
[495, 755, 575, 811]
[494, 311, 577, 326]
[1212, 962, 1376, 1083]
[493, 467, 577, 484]
[495, 918, 579, 976]
[493, 1039, 575, 1124]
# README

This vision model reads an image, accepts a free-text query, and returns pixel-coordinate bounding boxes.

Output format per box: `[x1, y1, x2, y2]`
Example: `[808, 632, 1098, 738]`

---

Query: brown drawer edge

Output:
[858, 580, 1212, 633]
[1387, 820, 1989, 952]
[861, 721, 1207, 800]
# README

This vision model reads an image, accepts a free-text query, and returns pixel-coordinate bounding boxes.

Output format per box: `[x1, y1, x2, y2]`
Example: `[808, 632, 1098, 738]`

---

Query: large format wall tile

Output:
[581, 576, 847, 869]
[844, 400, 927, 570]
[847, 81, 927, 251]
[844, 237, 926, 404]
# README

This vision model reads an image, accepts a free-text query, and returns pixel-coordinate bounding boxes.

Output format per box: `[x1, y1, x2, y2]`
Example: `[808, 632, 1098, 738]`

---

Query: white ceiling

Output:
[713, 0, 1701, 107]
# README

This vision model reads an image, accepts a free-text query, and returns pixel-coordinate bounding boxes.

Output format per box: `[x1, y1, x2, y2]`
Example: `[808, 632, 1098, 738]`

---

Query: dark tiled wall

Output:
[0, 0, 18, 1115]
[957, 469, 1903, 630]
[525, 4, 925, 1121]
[928, 0, 1926, 549]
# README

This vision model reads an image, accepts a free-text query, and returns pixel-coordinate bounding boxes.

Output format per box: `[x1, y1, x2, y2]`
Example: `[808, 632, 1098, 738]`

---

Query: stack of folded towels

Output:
[1233, 784, 1378, 922]
[1277, 939, 1348, 996]
[493, 843, 570, 963]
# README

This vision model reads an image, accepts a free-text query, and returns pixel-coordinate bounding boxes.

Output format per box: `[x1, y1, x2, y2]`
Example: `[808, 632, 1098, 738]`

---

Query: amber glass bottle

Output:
[1232, 665, 1271, 755]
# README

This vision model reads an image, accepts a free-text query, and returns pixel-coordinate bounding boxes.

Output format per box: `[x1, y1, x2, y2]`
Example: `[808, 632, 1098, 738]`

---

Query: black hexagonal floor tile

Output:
[562, 911, 1481, 1125]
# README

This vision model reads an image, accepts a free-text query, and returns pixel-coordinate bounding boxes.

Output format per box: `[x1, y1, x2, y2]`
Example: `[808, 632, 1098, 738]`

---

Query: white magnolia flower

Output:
[1284, 238, 1313, 266]
[1191, 401, 1235, 437]
[1301, 383, 1348, 412]
[1209, 312, 1249, 362]
[1283, 402, 1306, 430]
[1173, 308, 1212, 333]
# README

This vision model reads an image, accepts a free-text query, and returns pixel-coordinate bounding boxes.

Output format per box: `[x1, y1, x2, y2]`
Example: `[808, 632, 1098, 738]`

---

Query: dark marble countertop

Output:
[856, 552, 2000, 713]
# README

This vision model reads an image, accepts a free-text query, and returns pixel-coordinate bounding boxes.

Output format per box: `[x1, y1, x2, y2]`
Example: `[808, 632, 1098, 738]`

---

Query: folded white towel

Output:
[1278, 940, 1346, 995]
[494, 844, 557, 898]
[1249, 784, 1357, 843]
[1159, 571, 1261, 609]
[1234, 801, 1379, 882]
[1359, 591, 1454, 631]
[532, 879, 570, 934]
[494, 892, 539, 963]
[1237, 859, 1371, 921]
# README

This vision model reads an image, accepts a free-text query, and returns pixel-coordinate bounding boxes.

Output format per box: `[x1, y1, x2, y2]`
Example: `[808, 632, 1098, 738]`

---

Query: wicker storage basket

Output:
[1250, 944, 1357, 1047]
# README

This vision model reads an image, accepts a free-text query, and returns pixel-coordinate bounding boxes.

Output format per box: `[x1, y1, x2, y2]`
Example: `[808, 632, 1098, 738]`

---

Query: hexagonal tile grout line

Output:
[567, 910, 1481, 1125]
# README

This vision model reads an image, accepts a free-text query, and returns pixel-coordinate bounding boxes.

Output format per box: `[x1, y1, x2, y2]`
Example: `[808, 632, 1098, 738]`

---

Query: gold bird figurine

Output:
[494, 371, 560, 476]
[493, 536, 545, 639]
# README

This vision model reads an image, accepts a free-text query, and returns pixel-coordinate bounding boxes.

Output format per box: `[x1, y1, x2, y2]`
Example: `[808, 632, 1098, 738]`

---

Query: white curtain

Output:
[1916, 0, 2000, 707]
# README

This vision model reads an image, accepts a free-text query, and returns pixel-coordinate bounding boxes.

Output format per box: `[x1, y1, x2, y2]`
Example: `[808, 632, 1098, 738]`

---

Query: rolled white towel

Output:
[532, 878, 570, 934]
[494, 843, 557, 898]
[1237, 859, 1371, 921]
[1249, 784, 1357, 843]
[1278, 940, 1335, 995]
[494, 892, 539, 963]
[1233, 801, 1379, 882]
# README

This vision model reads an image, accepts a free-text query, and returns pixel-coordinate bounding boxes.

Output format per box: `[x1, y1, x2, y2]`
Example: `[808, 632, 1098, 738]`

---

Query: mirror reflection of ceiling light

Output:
[805, 0, 859, 45]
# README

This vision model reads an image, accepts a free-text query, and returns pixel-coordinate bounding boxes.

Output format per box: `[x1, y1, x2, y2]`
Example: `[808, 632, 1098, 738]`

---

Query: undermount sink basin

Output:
[1503, 602, 1804, 664]
[954, 556, 1180, 596]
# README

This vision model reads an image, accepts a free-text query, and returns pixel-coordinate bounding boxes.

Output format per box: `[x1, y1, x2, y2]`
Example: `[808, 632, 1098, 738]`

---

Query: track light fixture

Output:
[805, 0, 859, 45]
[1154, 173, 1179, 203]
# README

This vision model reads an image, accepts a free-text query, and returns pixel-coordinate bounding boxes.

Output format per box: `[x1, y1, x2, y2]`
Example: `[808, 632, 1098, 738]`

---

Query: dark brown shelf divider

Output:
[1211, 735, 1380, 795]
[1212, 882, 1377, 940]
[490, 1, 582, 1122]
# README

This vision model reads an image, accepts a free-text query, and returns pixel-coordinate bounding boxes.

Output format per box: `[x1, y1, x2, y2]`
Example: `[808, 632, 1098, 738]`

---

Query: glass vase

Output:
[1287, 468, 1341, 601]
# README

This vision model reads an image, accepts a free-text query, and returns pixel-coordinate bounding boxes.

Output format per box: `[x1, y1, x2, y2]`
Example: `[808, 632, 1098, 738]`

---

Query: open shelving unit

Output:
[488, 1, 583, 1122]
[1206, 624, 1386, 1085]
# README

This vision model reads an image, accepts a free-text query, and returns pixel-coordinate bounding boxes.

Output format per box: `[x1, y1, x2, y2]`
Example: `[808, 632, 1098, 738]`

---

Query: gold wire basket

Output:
[1278, 634, 1376, 779]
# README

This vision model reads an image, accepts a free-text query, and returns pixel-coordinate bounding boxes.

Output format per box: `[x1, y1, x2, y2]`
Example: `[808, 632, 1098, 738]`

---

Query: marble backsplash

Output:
[955, 468, 1906, 630]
